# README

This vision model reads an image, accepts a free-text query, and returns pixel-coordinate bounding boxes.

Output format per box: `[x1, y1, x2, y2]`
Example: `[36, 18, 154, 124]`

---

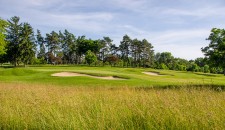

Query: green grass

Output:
[1, 66, 225, 129]
[0, 65, 225, 88]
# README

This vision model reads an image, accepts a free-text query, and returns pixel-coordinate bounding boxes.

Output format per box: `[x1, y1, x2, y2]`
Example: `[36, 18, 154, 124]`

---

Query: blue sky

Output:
[0, 0, 225, 60]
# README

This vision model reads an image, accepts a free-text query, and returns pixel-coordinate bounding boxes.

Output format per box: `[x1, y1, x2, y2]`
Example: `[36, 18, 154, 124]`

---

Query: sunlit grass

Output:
[1, 83, 225, 129]
[1, 66, 225, 129]
[0, 66, 225, 87]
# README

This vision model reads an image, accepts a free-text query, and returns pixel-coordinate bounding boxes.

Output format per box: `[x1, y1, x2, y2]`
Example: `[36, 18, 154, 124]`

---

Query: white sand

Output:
[51, 72, 125, 80]
[51, 72, 86, 77]
[142, 72, 162, 76]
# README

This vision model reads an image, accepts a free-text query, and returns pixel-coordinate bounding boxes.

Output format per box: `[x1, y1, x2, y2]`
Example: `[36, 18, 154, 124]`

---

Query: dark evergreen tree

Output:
[45, 31, 60, 64]
[61, 30, 77, 64]
[99, 37, 113, 65]
[6, 16, 22, 66]
[119, 35, 131, 67]
[19, 23, 36, 66]
[141, 39, 154, 67]
[36, 29, 46, 63]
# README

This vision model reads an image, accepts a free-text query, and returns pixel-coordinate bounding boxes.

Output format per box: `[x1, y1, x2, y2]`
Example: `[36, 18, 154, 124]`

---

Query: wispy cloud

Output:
[48, 13, 115, 32]
[0, 0, 224, 59]
[151, 29, 210, 45]
[162, 7, 225, 18]
[151, 29, 211, 59]
[110, 27, 210, 59]
[108, 0, 149, 12]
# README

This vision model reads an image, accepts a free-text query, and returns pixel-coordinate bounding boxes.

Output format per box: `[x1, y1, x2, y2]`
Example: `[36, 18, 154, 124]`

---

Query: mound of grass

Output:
[0, 68, 36, 76]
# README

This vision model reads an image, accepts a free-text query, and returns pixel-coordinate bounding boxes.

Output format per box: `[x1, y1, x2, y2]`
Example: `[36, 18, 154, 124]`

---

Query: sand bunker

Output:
[51, 72, 125, 80]
[142, 72, 162, 76]
[52, 72, 86, 77]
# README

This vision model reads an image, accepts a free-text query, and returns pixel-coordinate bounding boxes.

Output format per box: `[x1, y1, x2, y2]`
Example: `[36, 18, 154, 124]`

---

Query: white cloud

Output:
[151, 29, 211, 59]
[155, 43, 205, 60]
[27, 0, 62, 6]
[0, 0, 224, 60]
[151, 29, 210, 45]
[48, 13, 114, 32]
[109, 26, 210, 60]
[161, 6, 225, 18]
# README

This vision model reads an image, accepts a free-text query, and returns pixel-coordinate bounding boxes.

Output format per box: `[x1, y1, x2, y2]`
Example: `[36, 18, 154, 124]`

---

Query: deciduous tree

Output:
[0, 18, 8, 56]
[202, 28, 225, 75]
[85, 50, 97, 66]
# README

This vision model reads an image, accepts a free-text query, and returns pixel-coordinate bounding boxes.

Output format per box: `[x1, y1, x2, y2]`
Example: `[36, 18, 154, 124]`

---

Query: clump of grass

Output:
[0, 83, 225, 129]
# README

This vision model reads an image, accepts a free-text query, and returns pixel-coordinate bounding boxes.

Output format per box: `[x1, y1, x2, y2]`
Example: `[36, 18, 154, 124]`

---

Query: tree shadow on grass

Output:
[194, 72, 222, 77]
[134, 84, 225, 92]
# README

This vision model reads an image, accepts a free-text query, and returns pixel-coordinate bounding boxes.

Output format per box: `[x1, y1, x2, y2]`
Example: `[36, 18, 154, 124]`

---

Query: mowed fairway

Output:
[1, 66, 225, 129]
[1, 66, 225, 87]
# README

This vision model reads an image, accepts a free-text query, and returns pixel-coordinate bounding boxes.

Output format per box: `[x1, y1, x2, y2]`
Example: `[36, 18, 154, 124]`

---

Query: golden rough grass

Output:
[0, 83, 225, 129]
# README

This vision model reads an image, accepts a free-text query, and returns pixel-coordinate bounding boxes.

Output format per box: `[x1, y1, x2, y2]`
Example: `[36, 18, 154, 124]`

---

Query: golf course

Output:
[1, 1, 225, 128]
[1, 66, 225, 129]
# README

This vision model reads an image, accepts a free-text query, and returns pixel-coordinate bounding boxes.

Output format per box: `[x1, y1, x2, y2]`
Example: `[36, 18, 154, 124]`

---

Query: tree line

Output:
[0, 16, 155, 67]
[0, 16, 224, 74]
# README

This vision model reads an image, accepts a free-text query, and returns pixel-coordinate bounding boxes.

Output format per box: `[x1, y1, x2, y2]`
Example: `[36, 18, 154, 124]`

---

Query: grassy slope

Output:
[0, 65, 225, 88]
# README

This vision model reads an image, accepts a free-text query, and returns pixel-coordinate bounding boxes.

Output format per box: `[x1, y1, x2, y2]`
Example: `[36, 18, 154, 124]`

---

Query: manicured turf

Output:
[0, 65, 225, 88]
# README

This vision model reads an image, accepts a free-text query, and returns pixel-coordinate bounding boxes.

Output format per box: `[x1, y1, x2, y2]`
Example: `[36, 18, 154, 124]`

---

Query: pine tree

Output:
[6, 16, 22, 66]
[19, 23, 36, 66]
[36, 29, 46, 62]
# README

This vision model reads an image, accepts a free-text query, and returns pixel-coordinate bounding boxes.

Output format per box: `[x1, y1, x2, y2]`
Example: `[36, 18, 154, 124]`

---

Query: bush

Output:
[30, 57, 46, 65]
[203, 65, 210, 73]
[210, 67, 223, 74]
[160, 63, 168, 70]
[85, 50, 97, 66]
[188, 63, 200, 72]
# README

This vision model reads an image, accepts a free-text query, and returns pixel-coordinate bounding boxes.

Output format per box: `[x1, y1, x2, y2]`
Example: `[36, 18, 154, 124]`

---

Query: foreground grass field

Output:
[1, 66, 225, 129]
[1, 83, 225, 129]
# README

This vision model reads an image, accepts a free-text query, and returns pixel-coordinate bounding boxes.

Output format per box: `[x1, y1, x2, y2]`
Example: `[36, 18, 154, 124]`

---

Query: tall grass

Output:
[0, 83, 225, 129]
